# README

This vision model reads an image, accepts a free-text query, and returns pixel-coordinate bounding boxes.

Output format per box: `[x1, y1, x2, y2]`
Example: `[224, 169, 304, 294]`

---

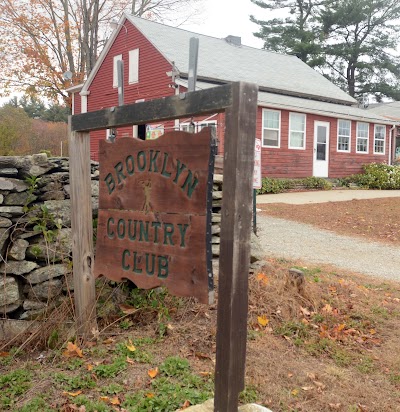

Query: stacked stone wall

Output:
[0, 155, 226, 321]
[0, 154, 99, 320]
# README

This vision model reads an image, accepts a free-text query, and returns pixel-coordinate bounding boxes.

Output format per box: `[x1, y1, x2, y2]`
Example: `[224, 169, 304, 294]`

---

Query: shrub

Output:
[301, 176, 332, 190]
[257, 178, 294, 194]
[345, 163, 400, 189]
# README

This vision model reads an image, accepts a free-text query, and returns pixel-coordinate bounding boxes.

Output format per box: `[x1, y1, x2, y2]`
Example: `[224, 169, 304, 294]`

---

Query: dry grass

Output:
[1, 257, 400, 411]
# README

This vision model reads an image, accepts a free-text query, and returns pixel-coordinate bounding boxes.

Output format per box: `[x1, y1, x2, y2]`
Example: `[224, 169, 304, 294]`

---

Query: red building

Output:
[68, 14, 397, 178]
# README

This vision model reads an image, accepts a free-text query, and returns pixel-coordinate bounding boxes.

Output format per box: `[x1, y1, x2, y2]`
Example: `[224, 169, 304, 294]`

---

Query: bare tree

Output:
[0, 0, 202, 103]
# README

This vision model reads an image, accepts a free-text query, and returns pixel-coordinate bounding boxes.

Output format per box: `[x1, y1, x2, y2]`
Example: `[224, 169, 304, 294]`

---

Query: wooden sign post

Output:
[69, 81, 258, 411]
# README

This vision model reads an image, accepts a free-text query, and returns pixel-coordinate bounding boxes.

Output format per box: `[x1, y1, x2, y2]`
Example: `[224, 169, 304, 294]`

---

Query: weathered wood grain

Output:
[70, 84, 233, 132]
[94, 129, 214, 304]
[69, 127, 97, 338]
[214, 82, 258, 411]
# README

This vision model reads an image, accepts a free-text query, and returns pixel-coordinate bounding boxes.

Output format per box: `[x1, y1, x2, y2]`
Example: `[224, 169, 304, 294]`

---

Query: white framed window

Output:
[129, 49, 139, 84]
[374, 124, 386, 154]
[113, 54, 122, 88]
[337, 119, 351, 152]
[289, 113, 306, 149]
[179, 120, 217, 133]
[356, 122, 369, 153]
[262, 109, 280, 148]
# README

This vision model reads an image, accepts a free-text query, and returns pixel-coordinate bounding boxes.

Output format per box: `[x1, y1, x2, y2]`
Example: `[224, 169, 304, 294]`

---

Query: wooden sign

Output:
[94, 129, 215, 304]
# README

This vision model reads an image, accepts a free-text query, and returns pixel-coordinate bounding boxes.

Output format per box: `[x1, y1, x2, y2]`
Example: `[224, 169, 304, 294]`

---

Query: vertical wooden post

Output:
[214, 82, 258, 411]
[69, 123, 98, 339]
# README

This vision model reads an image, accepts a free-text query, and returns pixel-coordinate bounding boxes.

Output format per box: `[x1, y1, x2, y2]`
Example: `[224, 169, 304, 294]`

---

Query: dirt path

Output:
[257, 214, 400, 281]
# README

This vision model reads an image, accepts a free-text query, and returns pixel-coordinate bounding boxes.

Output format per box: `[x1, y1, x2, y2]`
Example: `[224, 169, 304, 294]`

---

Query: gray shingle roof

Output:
[126, 14, 356, 106]
[367, 102, 400, 121]
[177, 79, 395, 125]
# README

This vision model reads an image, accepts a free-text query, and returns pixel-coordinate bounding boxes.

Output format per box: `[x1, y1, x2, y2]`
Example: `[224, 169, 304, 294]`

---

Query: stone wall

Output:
[0, 154, 99, 320]
[0, 154, 226, 320]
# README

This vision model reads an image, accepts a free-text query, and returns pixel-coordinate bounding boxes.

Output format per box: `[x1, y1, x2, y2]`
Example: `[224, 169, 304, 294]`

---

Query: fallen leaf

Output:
[100, 396, 110, 402]
[307, 372, 316, 380]
[126, 339, 136, 352]
[322, 304, 333, 313]
[181, 400, 191, 409]
[300, 306, 311, 316]
[148, 367, 159, 378]
[199, 371, 212, 377]
[287, 373, 294, 378]
[119, 303, 137, 315]
[369, 329, 377, 335]
[336, 323, 346, 332]
[63, 390, 82, 397]
[256, 273, 269, 285]
[301, 386, 314, 391]
[63, 342, 83, 358]
[195, 352, 212, 360]
[0, 352, 9, 357]
[110, 397, 121, 405]
[103, 337, 115, 345]
[126, 356, 135, 364]
[328, 403, 341, 410]
[291, 389, 299, 396]
[86, 364, 93, 371]
[146, 392, 155, 398]
[257, 315, 269, 327]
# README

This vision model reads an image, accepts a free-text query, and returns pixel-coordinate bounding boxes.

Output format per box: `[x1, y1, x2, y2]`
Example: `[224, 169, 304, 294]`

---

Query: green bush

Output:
[343, 163, 400, 189]
[257, 178, 294, 194]
[301, 176, 332, 190]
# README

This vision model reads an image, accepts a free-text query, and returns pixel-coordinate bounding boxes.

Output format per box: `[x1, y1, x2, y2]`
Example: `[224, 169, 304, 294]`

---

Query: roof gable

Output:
[125, 14, 356, 105]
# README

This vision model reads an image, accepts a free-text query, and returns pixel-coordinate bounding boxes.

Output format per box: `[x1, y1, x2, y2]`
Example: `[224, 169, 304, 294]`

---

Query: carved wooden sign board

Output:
[94, 129, 215, 304]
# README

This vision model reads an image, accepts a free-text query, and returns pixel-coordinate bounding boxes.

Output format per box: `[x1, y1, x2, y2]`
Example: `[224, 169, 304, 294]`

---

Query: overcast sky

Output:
[182, 0, 266, 49]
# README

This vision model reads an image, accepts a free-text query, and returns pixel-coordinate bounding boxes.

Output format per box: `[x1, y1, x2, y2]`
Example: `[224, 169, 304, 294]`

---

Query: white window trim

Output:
[337, 119, 351, 153]
[179, 120, 217, 133]
[262, 109, 281, 148]
[288, 112, 306, 150]
[113, 54, 122, 88]
[356, 122, 369, 154]
[129, 49, 139, 84]
[373, 124, 386, 155]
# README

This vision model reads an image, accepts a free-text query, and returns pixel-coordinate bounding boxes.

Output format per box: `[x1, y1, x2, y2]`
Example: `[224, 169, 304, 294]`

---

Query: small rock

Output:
[27, 279, 63, 300]
[0, 206, 24, 217]
[26, 264, 68, 285]
[8, 239, 29, 261]
[23, 299, 47, 310]
[4, 192, 35, 206]
[0, 168, 18, 177]
[0, 217, 13, 228]
[0, 260, 39, 275]
[0, 277, 21, 307]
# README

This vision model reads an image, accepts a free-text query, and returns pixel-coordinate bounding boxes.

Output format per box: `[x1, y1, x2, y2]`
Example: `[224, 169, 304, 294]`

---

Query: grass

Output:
[2, 259, 400, 411]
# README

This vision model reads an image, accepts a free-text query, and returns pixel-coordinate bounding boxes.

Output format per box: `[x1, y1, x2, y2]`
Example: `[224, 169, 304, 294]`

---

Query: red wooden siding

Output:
[88, 19, 176, 160]
[256, 106, 390, 178]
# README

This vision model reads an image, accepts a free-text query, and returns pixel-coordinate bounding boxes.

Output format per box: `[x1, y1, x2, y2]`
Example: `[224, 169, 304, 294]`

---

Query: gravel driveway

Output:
[257, 214, 400, 282]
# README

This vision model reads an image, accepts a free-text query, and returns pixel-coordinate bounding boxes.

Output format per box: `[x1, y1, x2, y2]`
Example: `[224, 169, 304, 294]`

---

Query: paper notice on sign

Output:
[253, 138, 262, 189]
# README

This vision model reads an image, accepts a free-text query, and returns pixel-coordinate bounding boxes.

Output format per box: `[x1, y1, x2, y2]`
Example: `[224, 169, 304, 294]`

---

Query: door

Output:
[313, 121, 330, 177]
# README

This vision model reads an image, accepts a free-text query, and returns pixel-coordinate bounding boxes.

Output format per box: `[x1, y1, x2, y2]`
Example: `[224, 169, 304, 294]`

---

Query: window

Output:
[129, 49, 139, 84]
[289, 113, 306, 149]
[113, 54, 122, 88]
[374, 124, 386, 154]
[262, 109, 280, 147]
[337, 119, 351, 152]
[179, 120, 217, 133]
[356, 122, 369, 153]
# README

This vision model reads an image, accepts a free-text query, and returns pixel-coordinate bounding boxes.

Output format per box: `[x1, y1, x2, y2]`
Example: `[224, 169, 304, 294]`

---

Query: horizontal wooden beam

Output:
[70, 83, 233, 132]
